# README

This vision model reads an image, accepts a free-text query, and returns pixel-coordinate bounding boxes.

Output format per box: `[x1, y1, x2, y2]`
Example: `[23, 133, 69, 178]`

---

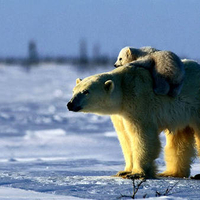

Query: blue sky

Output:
[0, 0, 200, 59]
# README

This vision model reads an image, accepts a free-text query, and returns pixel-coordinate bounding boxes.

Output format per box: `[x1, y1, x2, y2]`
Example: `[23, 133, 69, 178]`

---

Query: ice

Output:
[0, 64, 200, 199]
[0, 186, 84, 200]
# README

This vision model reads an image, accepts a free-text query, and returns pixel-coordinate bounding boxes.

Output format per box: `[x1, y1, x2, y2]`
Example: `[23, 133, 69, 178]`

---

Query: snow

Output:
[0, 186, 83, 200]
[0, 64, 200, 199]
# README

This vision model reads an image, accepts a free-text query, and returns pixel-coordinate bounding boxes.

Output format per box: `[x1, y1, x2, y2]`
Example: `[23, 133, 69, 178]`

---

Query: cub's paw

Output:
[154, 87, 169, 96]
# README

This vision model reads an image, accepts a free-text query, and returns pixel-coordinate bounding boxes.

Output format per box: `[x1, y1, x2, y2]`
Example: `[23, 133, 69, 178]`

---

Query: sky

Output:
[0, 0, 200, 59]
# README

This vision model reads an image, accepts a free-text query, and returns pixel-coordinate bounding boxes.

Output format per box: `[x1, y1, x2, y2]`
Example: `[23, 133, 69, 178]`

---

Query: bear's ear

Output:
[104, 80, 114, 93]
[76, 78, 82, 85]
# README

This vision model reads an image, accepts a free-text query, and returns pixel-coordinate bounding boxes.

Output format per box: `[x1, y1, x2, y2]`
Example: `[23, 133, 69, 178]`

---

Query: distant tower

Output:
[92, 43, 100, 59]
[28, 40, 39, 64]
[79, 38, 88, 64]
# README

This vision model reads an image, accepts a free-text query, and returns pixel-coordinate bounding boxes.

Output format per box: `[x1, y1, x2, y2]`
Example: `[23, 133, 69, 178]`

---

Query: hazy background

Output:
[0, 0, 200, 60]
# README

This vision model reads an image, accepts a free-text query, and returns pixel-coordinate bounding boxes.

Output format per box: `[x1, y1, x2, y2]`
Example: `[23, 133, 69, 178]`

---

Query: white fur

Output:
[114, 47, 185, 97]
[68, 59, 200, 178]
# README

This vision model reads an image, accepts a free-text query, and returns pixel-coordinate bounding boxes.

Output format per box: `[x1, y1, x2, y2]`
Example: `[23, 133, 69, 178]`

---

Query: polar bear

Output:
[114, 47, 185, 97]
[67, 59, 200, 179]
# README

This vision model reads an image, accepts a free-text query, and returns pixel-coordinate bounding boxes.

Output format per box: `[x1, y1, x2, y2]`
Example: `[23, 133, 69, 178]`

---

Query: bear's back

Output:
[117, 60, 200, 131]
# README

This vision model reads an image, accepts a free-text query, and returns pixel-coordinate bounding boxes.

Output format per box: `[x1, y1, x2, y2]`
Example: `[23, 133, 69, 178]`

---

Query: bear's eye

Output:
[119, 58, 122, 61]
[82, 90, 89, 95]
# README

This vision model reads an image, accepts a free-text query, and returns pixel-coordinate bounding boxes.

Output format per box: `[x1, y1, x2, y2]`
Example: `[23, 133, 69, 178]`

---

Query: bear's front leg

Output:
[124, 120, 161, 179]
[111, 115, 133, 177]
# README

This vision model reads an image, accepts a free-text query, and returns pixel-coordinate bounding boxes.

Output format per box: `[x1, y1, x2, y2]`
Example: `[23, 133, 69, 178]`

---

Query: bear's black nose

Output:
[67, 101, 73, 111]
[67, 101, 82, 112]
[114, 64, 117, 68]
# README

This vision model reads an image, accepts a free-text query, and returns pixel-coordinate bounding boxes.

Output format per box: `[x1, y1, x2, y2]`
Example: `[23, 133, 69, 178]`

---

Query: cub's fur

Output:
[114, 47, 185, 97]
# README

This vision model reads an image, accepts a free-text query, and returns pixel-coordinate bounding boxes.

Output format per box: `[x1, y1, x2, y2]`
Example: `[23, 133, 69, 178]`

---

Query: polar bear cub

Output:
[114, 47, 185, 97]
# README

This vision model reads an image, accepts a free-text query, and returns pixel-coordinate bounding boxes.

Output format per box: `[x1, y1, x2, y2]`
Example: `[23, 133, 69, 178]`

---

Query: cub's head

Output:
[114, 47, 137, 68]
[67, 73, 122, 115]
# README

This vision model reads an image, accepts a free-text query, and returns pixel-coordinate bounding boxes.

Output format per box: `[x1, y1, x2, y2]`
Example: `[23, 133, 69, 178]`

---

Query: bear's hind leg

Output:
[191, 124, 200, 179]
[194, 126, 200, 158]
[160, 127, 195, 178]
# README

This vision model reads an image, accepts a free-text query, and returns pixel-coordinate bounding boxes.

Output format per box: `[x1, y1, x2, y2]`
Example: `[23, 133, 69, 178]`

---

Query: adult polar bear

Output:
[67, 59, 200, 179]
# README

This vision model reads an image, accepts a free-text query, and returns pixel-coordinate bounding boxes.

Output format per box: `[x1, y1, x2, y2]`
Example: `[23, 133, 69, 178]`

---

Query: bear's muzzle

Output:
[67, 101, 82, 112]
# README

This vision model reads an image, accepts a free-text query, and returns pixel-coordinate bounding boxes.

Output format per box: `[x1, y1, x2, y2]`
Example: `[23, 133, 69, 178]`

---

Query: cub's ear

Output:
[76, 78, 82, 85]
[104, 80, 114, 93]
[126, 47, 132, 57]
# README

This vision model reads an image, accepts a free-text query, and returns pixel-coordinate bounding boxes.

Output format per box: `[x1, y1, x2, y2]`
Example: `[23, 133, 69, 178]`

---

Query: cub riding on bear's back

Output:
[114, 46, 185, 97]
[68, 59, 200, 179]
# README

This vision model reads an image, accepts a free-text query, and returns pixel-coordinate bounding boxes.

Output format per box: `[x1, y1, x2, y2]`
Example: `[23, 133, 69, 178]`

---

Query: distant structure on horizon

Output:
[79, 39, 88, 65]
[28, 40, 39, 65]
[0, 39, 114, 67]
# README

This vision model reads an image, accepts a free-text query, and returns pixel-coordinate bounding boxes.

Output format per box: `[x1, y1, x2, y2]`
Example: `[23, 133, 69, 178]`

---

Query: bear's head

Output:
[67, 73, 123, 115]
[114, 47, 137, 68]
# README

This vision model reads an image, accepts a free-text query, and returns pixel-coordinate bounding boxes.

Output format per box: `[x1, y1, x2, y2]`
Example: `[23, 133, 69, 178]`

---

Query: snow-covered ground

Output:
[0, 64, 200, 200]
